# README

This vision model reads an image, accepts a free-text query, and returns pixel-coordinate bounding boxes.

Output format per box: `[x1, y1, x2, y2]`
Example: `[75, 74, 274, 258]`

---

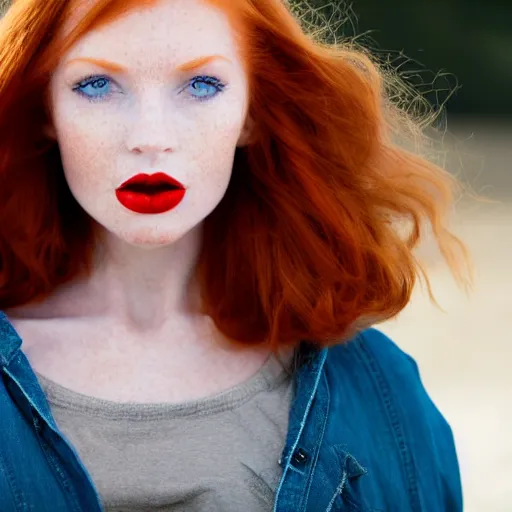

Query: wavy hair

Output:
[0, 0, 470, 350]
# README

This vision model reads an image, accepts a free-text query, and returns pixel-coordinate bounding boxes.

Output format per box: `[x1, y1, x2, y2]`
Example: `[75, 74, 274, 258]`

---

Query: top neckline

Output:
[34, 352, 294, 421]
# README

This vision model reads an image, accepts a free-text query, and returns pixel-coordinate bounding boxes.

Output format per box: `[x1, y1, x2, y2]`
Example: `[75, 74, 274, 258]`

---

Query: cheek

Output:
[190, 124, 240, 194]
[55, 110, 117, 188]
[191, 102, 246, 168]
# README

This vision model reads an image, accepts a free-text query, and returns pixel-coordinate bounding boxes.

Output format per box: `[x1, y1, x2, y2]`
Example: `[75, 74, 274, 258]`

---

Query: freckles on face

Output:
[48, 0, 250, 246]
[186, 108, 244, 179]
[56, 111, 120, 192]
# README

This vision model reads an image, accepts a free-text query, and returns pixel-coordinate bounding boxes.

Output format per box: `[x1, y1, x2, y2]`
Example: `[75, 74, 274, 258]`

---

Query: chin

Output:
[122, 231, 186, 248]
[113, 221, 203, 250]
[92, 210, 204, 250]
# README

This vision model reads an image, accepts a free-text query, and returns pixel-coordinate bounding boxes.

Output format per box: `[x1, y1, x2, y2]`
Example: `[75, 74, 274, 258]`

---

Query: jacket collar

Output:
[0, 311, 60, 431]
[0, 310, 22, 368]
[278, 340, 328, 465]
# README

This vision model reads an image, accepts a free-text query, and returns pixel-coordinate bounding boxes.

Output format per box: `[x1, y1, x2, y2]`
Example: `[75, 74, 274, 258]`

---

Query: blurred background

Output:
[299, 1, 511, 510]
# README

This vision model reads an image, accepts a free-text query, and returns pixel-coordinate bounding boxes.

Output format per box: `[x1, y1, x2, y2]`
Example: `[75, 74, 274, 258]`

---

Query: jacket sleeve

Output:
[405, 350, 464, 511]
[359, 328, 464, 512]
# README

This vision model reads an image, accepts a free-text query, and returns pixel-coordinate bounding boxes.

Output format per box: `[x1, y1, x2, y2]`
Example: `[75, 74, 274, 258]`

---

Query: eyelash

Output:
[71, 74, 227, 103]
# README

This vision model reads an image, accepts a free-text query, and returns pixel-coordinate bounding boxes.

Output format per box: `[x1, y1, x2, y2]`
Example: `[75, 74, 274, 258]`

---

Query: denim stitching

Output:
[273, 349, 328, 512]
[325, 470, 347, 512]
[355, 333, 422, 512]
[287, 464, 306, 476]
[300, 370, 330, 510]
[0, 437, 30, 511]
[32, 415, 83, 512]
[3, 368, 83, 512]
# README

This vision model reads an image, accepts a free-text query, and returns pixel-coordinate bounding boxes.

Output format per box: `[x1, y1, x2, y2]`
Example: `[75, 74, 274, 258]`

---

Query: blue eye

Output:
[72, 74, 226, 103]
[187, 76, 225, 100]
[73, 75, 114, 102]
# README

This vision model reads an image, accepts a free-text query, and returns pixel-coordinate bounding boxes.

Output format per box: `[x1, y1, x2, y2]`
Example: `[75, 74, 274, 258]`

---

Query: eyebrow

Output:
[65, 55, 232, 74]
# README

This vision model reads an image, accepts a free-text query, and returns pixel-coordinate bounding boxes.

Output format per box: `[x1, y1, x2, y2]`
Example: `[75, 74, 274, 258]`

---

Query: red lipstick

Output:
[115, 172, 186, 214]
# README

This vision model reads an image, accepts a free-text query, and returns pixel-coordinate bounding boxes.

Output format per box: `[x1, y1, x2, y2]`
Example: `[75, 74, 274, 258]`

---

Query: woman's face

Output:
[47, 0, 250, 247]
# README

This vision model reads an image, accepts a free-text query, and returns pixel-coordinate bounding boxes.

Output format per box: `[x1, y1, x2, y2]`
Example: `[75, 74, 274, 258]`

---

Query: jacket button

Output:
[292, 448, 308, 465]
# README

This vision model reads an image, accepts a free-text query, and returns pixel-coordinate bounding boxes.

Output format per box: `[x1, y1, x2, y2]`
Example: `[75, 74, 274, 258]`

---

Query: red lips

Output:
[115, 172, 186, 214]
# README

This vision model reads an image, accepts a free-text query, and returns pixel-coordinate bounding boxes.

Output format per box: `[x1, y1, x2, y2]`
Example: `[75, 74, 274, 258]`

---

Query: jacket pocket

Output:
[325, 445, 378, 512]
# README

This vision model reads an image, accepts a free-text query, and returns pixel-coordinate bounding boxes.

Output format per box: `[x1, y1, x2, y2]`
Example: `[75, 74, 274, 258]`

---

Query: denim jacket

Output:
[0, 311, 462, 511]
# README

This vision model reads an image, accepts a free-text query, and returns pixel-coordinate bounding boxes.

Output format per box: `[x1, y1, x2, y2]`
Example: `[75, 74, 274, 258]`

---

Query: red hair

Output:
[0, 0, 470, 350]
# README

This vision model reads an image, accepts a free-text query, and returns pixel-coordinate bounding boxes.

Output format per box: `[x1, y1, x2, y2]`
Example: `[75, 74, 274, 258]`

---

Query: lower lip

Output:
[115, 189, 186, 214]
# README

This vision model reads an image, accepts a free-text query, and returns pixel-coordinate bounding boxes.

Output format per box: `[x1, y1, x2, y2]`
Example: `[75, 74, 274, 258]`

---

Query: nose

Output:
[130, 143, 173, 155]
[125, 96, 177, 156]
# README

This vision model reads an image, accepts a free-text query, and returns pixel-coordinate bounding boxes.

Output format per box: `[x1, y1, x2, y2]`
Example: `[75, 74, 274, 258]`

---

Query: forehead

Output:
[60, 0, 240, 62]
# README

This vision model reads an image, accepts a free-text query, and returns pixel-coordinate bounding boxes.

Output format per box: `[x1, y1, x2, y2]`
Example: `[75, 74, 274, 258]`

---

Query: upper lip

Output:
[118, 172, 185, 190]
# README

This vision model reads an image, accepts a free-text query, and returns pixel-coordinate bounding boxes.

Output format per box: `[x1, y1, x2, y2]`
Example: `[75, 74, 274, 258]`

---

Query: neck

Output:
[86, 223, 203, 329]
[23, 222, 206, 335]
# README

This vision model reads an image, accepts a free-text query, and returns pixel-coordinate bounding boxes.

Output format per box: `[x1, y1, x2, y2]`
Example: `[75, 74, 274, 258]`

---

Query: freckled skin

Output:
[7, 0, 277, 404]
[48, 0, 251, 248]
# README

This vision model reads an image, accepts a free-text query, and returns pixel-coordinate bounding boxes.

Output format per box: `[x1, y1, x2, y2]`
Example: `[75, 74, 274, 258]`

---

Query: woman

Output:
[0, 0, 470, 510]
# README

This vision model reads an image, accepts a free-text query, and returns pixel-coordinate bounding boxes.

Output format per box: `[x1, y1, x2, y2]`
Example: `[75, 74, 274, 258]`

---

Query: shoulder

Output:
[327, 326, 417, 374]
[322, 328, 463, 511]
[325, 327, 457, 447]
[326, 327, 440, 415]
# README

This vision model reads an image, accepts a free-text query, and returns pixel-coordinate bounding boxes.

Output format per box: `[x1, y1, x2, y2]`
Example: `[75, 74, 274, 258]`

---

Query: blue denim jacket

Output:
[0, 311, 462, 511]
